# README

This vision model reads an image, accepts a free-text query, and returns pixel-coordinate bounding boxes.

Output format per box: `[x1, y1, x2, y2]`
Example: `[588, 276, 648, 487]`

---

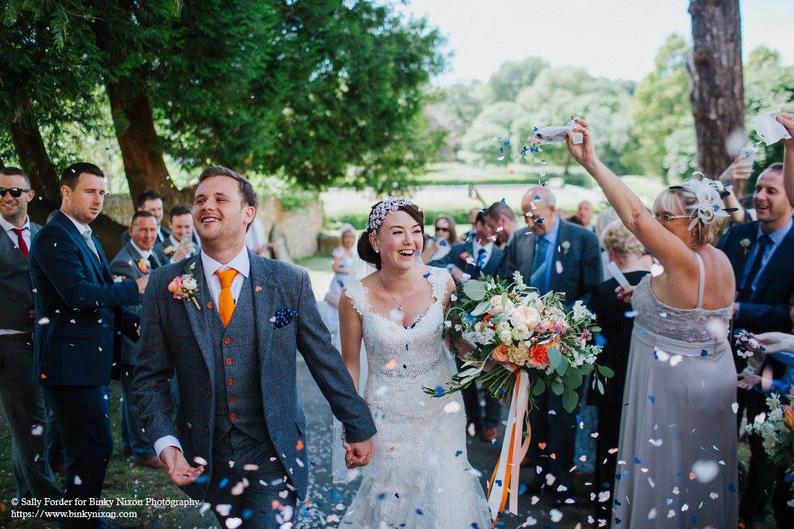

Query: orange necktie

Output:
[215, 268, 238, 327]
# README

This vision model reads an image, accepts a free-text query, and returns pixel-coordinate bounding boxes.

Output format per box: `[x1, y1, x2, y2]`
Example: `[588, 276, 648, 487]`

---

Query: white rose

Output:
[496, 321, 511, 333]
[498, 330, 513, 344]
[182, 276, 198, 291]
[512, 325, 530, 341]
[510, 305, 541, 330]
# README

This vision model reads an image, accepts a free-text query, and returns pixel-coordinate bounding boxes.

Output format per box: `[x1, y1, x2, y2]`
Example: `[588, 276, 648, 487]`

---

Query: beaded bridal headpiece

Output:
[669, 173, 734, 231]
[367, 197, 419, 232]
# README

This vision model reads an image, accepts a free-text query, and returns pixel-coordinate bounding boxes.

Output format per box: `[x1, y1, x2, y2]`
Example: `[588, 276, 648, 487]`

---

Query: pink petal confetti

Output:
[255, 286, 263, 292]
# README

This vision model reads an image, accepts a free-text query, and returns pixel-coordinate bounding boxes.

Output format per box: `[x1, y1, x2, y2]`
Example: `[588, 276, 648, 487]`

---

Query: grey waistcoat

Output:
[0, 228, 36, 332]
[210, 277, 272, 449]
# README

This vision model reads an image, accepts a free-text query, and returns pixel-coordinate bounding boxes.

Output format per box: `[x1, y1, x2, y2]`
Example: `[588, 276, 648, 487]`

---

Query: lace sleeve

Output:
[429, 268, 454, 302]
[343, 279, 370, 316]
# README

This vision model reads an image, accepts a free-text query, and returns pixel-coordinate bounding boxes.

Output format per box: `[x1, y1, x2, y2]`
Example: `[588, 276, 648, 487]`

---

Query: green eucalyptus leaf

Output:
[463, 280, 488, 301]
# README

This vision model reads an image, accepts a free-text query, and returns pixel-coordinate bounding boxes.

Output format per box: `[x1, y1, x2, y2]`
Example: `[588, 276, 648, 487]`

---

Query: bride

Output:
[337, 198, 491, 528]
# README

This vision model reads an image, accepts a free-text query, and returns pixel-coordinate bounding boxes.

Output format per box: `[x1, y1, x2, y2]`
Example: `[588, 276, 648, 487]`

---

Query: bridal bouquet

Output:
[426, 271, 609, 521]
[744, 391, 794, 507]
[427, 271, 610, 411]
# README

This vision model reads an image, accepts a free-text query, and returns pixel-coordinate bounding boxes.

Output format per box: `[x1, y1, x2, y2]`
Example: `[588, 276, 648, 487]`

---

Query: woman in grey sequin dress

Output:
[565, 119, 738, 528]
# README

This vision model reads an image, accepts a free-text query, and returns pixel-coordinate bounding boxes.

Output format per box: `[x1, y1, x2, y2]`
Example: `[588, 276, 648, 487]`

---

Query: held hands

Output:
[159, 446, 204, 486]
[342, 439, 374, 468]
[566, 117, 598, 168]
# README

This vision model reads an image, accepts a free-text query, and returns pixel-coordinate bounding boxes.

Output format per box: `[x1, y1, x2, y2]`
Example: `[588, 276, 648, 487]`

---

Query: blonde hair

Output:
[601, 220, 644, 256]
[594, 206, 619, 241]
[652, 184, 724, 246]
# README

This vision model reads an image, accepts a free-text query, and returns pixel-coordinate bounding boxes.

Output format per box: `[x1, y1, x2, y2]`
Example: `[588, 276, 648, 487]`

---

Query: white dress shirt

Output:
[0, 215, 31, 249]
[154, 245, 250, 458]
[471, 240, 494, 267]
[130, 240, 152, 261]
[61, 211, 99, 259]
[0, 216, 31, 335]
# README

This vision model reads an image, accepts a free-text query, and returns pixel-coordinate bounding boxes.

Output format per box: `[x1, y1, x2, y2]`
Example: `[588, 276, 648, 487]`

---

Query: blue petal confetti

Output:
[377, 492, 386, 501]
[633, 457, 642, 465]
[455, 450, 463, 457]
[647, 395, 656, 404]
[728, 483, 737, 493]
[434, 385, 444, 397]
[219, 477, 229, 489]
[700, 349, 709, 357]
[416, 508, 424, 515]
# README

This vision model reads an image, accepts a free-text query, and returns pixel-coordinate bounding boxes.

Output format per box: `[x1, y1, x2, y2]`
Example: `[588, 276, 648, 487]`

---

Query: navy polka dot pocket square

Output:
[271, 307, 298, 329]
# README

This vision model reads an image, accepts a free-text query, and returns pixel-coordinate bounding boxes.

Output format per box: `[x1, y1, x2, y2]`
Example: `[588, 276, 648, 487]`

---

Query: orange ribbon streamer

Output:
[486, 369, 531, 524]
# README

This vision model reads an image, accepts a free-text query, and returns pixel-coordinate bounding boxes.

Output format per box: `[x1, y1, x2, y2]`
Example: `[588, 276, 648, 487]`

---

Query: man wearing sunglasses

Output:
[0, 167, 61, 507]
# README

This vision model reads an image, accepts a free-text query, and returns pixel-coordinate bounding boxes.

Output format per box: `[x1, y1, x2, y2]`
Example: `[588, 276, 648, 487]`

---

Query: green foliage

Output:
[484, 57, 549, 103]
[620, 34, 693, 183]
[1, 0, 446, 197]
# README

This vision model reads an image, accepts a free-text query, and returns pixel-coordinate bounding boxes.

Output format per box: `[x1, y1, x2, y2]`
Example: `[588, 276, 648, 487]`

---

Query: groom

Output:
[134, 167, 376, 528]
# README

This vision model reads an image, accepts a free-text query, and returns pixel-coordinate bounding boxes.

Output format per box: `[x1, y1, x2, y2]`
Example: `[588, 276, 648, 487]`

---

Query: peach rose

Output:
[491, 344, 510, 363]
[510, 305, 540, 330]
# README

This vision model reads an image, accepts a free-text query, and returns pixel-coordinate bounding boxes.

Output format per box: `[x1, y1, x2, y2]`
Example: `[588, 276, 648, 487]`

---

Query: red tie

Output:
[11, 228, 28, 258]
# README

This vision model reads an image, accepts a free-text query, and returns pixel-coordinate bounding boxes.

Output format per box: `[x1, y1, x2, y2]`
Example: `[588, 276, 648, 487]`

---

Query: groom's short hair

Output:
[197, 166, 257, 210]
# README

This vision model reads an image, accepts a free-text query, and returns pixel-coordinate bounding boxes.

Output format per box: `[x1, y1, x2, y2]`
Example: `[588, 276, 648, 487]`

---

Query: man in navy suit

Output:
[430, 211, 505, 441]
[718, 162, 794, 526]
[507, 186, 602, 500]
[30, 162, 147, 528]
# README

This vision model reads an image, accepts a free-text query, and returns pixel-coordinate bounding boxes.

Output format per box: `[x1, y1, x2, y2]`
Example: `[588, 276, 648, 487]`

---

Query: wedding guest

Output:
[30, 162, 147, 528]
[110, 211, 163, 470]
[719, 154, 756, 224]
[325, 224, 357, 308]
[429, 211, 504, 442]
[430, 211, 504, 283]
[566, 118, 738, 528]
[0, 167, 60, 504]
[421, 215, 458, 263]
[484, 201, 520, 247]
[122, 190, 170, 246]
[745, 330, 794, 527]
[569, 200, 595, 230]
[718, 162, 794, 526]
[586, 221, 649, 527]
[515, 185, 602, 500]
[594, 207, 619, 280]
[165, 205, 198, 262]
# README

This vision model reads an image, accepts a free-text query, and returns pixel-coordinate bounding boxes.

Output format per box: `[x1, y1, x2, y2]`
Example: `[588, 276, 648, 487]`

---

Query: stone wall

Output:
[102, 194, 322, 260]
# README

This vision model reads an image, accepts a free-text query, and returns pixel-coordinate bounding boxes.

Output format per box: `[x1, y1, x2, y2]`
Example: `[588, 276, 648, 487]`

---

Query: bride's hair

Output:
[358, 199, 424, 269]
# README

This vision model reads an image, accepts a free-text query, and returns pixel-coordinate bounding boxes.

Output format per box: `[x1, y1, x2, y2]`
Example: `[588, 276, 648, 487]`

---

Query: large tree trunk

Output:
[8, 111, 127, 256]
[106, 79, 186, 205]
[688, 0, 744, 179]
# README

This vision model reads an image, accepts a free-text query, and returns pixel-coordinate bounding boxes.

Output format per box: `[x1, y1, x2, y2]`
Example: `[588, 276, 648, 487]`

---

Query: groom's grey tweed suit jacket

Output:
[133, 250, 376, 500]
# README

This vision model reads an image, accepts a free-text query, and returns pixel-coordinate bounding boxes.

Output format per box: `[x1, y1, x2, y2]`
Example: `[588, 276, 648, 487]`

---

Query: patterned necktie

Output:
[82, 228, 99, 260]
[215, 268, 238, 327]
[475, 248, 487, 269]
[11, 227, 28, 258]
[147, 253, 160, 270]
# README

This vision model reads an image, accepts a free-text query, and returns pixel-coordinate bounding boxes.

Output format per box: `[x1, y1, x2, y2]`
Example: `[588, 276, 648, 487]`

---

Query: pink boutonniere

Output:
[168, 262, 201, 310]
[137, 258, 150, 274]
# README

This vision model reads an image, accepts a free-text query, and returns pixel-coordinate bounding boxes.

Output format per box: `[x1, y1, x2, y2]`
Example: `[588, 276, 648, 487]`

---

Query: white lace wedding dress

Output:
[339, 268, 491, 528]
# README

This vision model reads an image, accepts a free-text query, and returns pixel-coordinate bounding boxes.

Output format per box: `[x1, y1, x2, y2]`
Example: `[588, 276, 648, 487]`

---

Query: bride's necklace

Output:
[378, 272, 408, 322]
